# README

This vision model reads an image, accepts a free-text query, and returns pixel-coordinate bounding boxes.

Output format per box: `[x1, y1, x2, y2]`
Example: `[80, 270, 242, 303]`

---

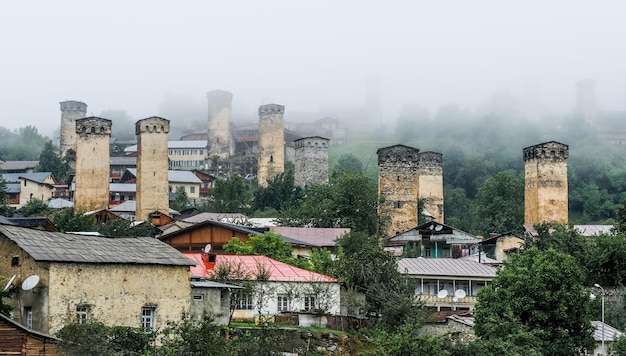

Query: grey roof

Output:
[0, 223, 194, 266]
[124, 140, 208, 152]
[110, 200, 180, 216]
[2, 172, 54, 184]
[398, 257, 497, 278]
[6, 183, 20, 193]
[574, 225, 613, 237]
[592, 320, 623, 342]
[191, 281, 243, 289]
[110, 156, 137, 165]
[47, 198, 74, 209]
[183, 212, 248, 223]
[0, 161, 39, 171]
[110, 183, 136, 192]
[125, 168, 202, 184]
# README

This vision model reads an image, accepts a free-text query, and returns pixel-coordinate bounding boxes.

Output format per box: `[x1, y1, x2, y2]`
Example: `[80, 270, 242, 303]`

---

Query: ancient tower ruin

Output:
[257, 104, 285, 187]
[378, 145, 421, 238]
[59, 100, 87, 157]
[576, 79, 597, 125]
[207, 90, 234, 159]
[74, 117, 112, 212]
[294, 136, 330, 187]
[523, 141, 569, 226]
[136, 117, 170, 222]
[417, 151, 444, 223]
[377, 144, 445, 238]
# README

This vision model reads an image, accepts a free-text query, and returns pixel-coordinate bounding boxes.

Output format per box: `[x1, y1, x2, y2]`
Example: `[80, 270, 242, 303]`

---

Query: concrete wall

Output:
[59, 101, 87, 157]
[17, 177, 56, 208]
[257, 104, 285, 187]
[189, 287, 230, 325]
[294, 137, 330, 187]
[74, 117, 112, 212]
[377, 145, 421, 238]
[136, 117, 170, 222]
[207, 90, 234, 159]
[169, 182, 201, 199]
[524, 141, 569, 225]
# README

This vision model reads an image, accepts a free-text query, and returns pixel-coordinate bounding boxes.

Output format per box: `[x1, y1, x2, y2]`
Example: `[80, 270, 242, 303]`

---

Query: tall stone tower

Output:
[294, 136, 330, 187]
[576, 79, 597, 125]
[136, 117, 170, 222]
[257, 104, 285, 187]
[59, 100, 87, 157]
[74, 117, 112, 212]
[523, 141, 569, 226]
[377, 145, 421, 238]
[417, 151, 444, 223]
[207, 90, 234, 159]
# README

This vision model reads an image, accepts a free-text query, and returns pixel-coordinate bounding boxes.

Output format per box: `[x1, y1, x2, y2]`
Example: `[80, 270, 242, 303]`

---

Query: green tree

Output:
[252, 169, 296, 212]
[523, 223, 589, 273]
[471, 170, 524, 236]
[0, 174, 12, 217]
[475, 247, 595, 355]
[586, 232, 626, 286]
[56, 320, 154, 356]
[52, 208, 98, 232]
[19, 198, 51, 217]
[171, 186, 190, 212]
[98, 219, 155, 238]
[157, 313, 229, 356]
[0, 275, 13, 316]
[37, 140, 73, 183]
[335, 153, 364, 173]
[223, 232, 307, 268]
[203, 176, 251, 213]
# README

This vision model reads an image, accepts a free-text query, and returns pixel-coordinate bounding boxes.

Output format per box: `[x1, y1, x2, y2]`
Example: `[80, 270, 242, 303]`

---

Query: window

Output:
[190, 186, 195, 194]
[192, 294, 204, 301]
[442, 248, 451, 258]
[393, 201, 402, 208]
[235, 294, 253, 310]
[277, 295, 290, 312]
[76, 305, 90, 324]
[24, 307, 32, 328]
[304, 295, 316, 311]
[424, 248, 432, 258]
[142, 307, 156, 330]
[11, 256, 19, 267]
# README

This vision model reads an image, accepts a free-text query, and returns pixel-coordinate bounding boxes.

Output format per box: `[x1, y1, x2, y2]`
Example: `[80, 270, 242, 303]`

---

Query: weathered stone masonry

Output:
[294, 136, 330, 186]
[59, 100, 87, 158]
[74, 117, 112, 212]
[257, 104, 285, 187]
[136, 117, 170, 222]
[207, 90, 234, 160]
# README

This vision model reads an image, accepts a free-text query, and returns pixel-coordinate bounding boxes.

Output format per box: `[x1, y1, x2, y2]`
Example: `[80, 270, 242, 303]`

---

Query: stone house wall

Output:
[417, 152, 444, 223]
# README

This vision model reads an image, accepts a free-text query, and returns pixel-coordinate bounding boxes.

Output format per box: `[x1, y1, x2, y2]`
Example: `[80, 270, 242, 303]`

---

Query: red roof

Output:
[184, 253, 337, 282]
[270, 227, 349, 247]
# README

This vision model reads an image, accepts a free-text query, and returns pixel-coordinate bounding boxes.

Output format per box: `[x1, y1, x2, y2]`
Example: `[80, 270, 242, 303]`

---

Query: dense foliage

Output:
[37, 140, 73, 183]
[0, 175, 12, 217]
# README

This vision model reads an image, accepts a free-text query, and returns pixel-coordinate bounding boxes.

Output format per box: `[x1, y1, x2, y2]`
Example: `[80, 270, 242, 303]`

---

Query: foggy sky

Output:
[1, 1, 625, 137]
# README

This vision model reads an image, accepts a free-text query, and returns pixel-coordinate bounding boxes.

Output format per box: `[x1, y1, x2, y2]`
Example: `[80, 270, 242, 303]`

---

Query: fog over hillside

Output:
[1, 1, 625, 138]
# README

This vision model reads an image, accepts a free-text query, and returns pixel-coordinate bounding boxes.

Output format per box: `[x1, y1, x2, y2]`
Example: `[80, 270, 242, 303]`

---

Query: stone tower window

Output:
[270, 155, 273, 163]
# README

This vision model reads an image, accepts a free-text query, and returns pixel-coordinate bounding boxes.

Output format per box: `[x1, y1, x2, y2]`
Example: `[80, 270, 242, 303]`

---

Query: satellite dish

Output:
[434, 225, 443, 232]
[453, 297, 458, 303]
[22, 275, 40, 291]
[437, 289, 448, 298]
[203, 244, 212, 254]
[3, 274, 16, 291]
[454, 289, 467, 299]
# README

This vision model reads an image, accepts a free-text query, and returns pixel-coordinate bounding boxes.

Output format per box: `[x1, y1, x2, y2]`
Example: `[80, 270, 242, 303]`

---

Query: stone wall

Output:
[136, 117, 170, 222]
[59, 100, 87, 158]
[257, 104, 285, 187]
[294, 136, 330, 186]
[207, 90, 234, 159]
[74, 117, 112, 212]
[523, 141, 569, 225]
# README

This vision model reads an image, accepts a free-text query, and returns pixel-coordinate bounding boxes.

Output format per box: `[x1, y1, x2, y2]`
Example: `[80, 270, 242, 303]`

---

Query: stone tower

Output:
[74, 117, 112, 212]
[207, 90, 234, 159]
[294, 136, 330, 187]
[135, 117, 170, 222]
[59, 100, 87, 157]
[417, 151, 444, 223]
[523, 141, 569, 226]
[377, 145, 421, 238]
[576, 79, 597, 125]
[257, 104, 285, 187]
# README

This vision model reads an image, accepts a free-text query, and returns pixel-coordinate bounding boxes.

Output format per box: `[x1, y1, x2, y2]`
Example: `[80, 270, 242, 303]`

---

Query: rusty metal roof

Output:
[0, 223, 195, 266]
[398, 257, 496, 278]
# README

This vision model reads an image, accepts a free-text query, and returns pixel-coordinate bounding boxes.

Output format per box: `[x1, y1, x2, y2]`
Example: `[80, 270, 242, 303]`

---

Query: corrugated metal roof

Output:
[574, 225, 613, 237]
[185, 253, 336, 282]
[125, 168, 202, 184]
[124, 140, 208, 152]
[592, 320, 623, 341]
[47, 198, 74, 209]
[183, 212, 248, 223]
[270, 227, 349, 247]
[0, 223, 195, 266]
[398, 257, 497, 278]
[110, 183, 136, 192]
[191, 280, 243, 289]
[110, 200, 180, 216]
[110, 156, 137, 165]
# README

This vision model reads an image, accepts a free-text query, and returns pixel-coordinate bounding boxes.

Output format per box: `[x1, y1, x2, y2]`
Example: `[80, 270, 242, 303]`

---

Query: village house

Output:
[0, 313, 60, 355]
[124, 140, 209, 171]
[0, 223, 194, 335]
[189, 280, 242, 325]
[385, 221, 480, 258]
[269, 226, 349, 258]
[2, 172, 57, 209]
[398, 257, 496, 311]
[185, 253, 340, 323]
[118, 168, 202, 201]
[476, 232, 524, 263]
